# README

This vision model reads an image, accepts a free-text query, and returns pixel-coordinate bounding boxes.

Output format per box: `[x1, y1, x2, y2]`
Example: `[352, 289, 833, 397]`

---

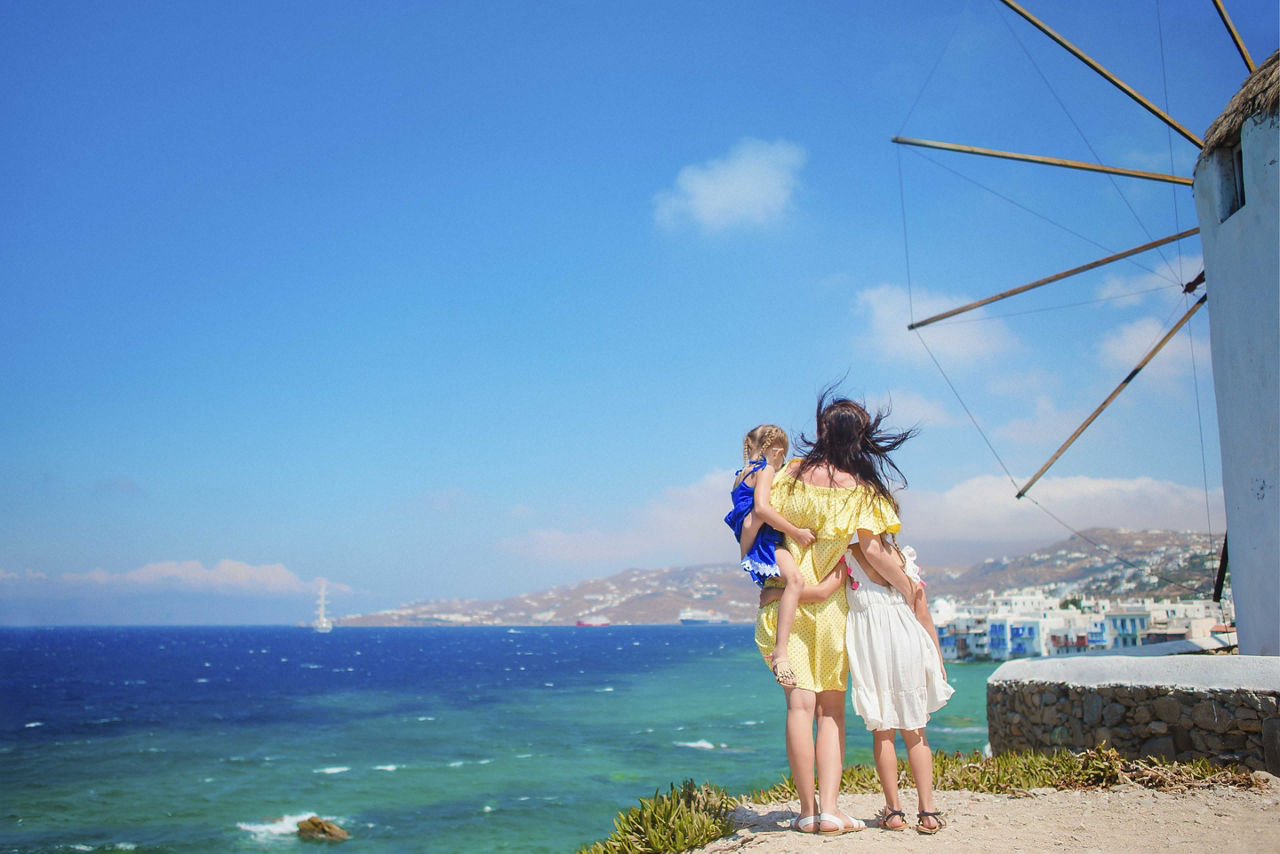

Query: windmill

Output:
[892, 1, 1277, 655]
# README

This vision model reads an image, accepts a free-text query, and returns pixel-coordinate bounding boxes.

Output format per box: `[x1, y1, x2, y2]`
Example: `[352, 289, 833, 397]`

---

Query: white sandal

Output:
[790, 814, 820, 833]
[818, 811, 865, 835]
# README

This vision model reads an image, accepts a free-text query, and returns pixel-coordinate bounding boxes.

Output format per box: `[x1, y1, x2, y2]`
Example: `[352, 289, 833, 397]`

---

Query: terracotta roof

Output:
[1200, 49, 1279, 157]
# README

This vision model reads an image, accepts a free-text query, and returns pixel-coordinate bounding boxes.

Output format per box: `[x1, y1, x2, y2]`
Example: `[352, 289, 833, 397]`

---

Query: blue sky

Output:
[2, 1, 1275, 624]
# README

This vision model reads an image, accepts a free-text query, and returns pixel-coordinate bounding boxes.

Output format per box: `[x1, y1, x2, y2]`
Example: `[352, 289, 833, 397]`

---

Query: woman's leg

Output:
[902, 727, 939, 829]
[814, 690, 849, 831]
[784, 687, 818, 826]
[872, 729, 907, 828]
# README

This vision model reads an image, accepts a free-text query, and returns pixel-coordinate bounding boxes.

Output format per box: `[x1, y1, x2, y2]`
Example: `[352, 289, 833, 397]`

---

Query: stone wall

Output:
[987, 656, 1280, 773]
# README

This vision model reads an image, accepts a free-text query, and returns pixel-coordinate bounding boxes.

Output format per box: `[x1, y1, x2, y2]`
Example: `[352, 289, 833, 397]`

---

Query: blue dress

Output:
[724, 457, 782, 587]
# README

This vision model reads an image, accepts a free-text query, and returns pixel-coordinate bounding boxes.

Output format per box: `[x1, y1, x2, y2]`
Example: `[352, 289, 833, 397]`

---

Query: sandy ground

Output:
[691, 779, 1280, 854]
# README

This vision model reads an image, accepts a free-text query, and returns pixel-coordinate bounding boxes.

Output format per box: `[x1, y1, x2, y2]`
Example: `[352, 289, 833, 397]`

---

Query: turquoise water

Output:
[1, 627, 997, 852]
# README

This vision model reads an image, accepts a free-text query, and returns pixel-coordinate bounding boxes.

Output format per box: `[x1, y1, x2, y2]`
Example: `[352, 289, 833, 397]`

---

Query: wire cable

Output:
[925, 283, 1183, 325]
[991, 0, 1181, 275]
[905, 147, 1180, 284]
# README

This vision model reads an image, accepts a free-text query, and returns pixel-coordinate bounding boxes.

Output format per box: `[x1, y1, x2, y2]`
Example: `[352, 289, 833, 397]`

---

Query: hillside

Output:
[336, 528, 1224, 627]
[923, 528, 1223, 601]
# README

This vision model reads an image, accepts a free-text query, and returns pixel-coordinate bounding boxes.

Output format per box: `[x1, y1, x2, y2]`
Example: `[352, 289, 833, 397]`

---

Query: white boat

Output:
[678, 608, 729, 625]
[313, 582, 333, 633]
[575, 615, 610, 627]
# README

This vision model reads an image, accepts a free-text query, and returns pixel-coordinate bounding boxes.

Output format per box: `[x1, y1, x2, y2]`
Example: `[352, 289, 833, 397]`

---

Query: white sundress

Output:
[845, 545, 954, 731]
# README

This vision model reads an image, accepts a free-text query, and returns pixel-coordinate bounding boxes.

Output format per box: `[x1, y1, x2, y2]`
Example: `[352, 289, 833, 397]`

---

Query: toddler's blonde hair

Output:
[734, 424, 788, 487]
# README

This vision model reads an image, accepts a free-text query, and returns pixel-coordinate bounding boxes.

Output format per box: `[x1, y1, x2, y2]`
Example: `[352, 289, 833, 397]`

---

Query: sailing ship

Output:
[313, 582, 333, 633]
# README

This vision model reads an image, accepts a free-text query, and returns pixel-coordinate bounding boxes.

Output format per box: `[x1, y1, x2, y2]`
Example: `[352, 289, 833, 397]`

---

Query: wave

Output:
[673, 739, 716, 750]
[237, 812, 317, 841]
[24, 721, 43, 728]
[932, 726, 987, 734]
[374, 764, 398, 772]
[314, 767, 350, 774]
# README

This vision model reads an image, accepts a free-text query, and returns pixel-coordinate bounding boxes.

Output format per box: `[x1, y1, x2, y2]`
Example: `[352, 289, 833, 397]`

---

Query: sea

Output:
[0, 626, 998, 853]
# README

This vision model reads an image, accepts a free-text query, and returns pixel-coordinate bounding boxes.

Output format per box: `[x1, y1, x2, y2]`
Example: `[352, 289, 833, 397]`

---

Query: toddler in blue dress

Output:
[724, 424, 814, 686]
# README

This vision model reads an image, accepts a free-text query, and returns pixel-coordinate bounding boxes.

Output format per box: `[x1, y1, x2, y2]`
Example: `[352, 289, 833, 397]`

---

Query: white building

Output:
[1192, 51, 1279, 656]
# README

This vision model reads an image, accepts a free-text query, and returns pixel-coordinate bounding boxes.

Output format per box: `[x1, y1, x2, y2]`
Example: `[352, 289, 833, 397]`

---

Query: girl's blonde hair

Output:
[734, 424, 789, 487]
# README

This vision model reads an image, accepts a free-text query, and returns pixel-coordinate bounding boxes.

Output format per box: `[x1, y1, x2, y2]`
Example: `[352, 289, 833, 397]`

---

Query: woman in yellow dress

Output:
[755, 393, 913, 834]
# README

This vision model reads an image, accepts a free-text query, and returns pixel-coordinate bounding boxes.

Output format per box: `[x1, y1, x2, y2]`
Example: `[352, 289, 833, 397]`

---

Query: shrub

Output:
[577, 779, 738, 854]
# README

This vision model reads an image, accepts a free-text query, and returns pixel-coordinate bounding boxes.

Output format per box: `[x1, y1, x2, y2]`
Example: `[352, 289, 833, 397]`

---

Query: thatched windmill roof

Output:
[1200, 50, 1279, 158]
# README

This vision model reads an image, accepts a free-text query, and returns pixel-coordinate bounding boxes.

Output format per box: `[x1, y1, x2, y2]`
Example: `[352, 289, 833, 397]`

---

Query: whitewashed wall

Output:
[1193, 112, 1280, 657]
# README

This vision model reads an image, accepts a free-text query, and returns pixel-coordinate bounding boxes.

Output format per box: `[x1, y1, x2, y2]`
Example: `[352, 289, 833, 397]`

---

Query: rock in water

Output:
[297, 816, 349, 842]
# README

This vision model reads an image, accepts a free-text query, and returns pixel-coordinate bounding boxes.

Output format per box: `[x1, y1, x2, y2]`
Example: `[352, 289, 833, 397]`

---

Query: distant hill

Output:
[337, 528, 1224, 627]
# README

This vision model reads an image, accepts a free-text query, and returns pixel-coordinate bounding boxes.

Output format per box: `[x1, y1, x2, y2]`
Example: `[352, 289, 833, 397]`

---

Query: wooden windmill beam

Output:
[892, 137, 1193, 185]
[995, 0, 1205, 148]
[1210, 0, 1256, 73]
[1016, 293, 1208, 498]
[907, 228, 1200, 330]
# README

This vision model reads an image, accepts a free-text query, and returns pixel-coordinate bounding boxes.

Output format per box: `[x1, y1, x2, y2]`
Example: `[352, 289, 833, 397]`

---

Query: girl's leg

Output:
[902, 727, 940, 829]
[814, 690, 855, 831]
[872, 729, 907, 829]
[770, 549, 802, 672]
[784, 688, 818, 827]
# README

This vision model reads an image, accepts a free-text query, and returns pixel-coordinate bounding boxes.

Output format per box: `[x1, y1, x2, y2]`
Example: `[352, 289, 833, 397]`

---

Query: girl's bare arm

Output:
[855, 529, 918, 603]
[912, 588, 946, 677]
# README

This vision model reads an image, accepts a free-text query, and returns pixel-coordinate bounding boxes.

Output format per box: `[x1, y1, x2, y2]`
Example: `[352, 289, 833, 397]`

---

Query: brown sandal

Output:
[915, 810, 946, 834]
[876, 807, 907, 831]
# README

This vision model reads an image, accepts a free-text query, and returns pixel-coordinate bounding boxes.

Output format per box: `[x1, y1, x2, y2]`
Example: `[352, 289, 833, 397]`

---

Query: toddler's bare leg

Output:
[739, 512, 762, 561]
[771, 548, 803, 667]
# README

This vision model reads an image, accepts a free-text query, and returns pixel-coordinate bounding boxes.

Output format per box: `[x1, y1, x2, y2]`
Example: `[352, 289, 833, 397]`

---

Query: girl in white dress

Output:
[845, 535, 954, 834]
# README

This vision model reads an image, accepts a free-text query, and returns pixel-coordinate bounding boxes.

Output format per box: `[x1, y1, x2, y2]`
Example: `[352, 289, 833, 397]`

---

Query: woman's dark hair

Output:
[792, 387, 917, 511]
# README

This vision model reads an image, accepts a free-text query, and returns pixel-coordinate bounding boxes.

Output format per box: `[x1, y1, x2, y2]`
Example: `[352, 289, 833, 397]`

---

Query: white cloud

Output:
[993, 396, 1082, 444]
[507, 468, 1224, 574]
[855, 283, 1020, 368]
[58, 560, 351, 596]
[987, 367, 1058, 399]
[866, 389, 959, 429]
[1096, 253, 1201, 309]
[0, 569, 48, 583]
[1097, 314, 1209, 386]
[505, 470, 731, 566]
[653, 138, 806, 232]
[900, 473, 1224, 542]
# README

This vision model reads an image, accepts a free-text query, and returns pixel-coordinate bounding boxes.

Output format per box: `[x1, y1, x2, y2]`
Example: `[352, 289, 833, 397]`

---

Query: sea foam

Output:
[674, 739, 716, 750]
[237, 812, 318, 840]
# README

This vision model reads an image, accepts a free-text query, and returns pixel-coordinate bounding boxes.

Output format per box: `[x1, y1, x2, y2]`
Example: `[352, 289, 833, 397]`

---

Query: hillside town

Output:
[927, 531, 1234, 660]
[334, 529, 1232, 644]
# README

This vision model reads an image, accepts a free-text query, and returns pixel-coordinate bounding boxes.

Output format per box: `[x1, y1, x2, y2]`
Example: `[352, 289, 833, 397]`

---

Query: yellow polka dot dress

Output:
[754, 464, 901, 692]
